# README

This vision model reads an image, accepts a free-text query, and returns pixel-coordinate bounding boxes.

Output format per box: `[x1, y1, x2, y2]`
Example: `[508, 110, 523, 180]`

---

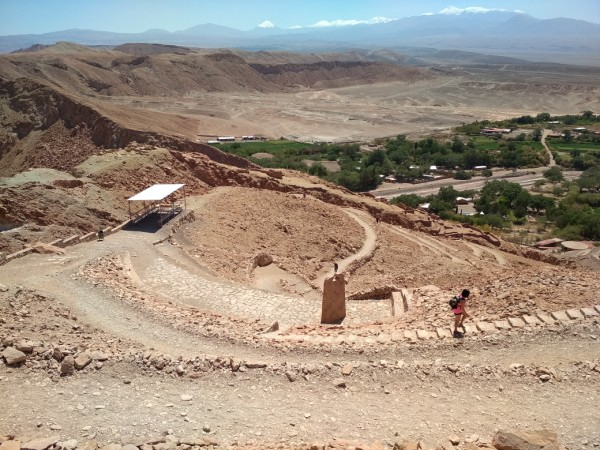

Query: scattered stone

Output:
[245, 361, 267, 369]
[333, 378, 346, 388]
[58, 440, 78, 450]
[202, 425, 211, 433]
[0, 440, 21, 450]
[393, 441, 418, 450]
[22, 436, 60, 450]
[15, 342, 34, 353]
[78, 440, 98, 450]
[92, 352, 109, 361]
[1, 347, 27, 365]
[180, 395, 192, 401]
[99, 444, 121, 450]
[447, 434, 460, 445]
[341, 364, 353, 376]
[254, 253, 273, 267]
[492, 429, 559, 450]
[60, 356, 76, 376]
[52, 348, 64, 362]
[285, 371, 297, 382]
[264, 321, 279, 333]
[74, 353, 93, 370]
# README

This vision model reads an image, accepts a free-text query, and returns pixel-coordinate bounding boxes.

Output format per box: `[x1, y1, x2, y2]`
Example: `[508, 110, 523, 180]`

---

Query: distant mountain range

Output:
[3, 11, 600, 64]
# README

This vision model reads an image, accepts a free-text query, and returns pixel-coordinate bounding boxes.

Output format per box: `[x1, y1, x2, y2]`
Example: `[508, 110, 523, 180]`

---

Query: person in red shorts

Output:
[452, 289, 470, 337]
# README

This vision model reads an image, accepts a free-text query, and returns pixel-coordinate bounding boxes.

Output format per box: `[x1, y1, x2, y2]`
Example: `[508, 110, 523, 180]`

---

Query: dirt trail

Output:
[313, 208, 378, 288]
[542, 128, 557, 167]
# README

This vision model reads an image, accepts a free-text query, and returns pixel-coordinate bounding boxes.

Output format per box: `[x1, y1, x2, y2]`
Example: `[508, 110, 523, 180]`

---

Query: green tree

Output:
[536, 112, 551, 122]
[529, 195, 555, 214]
[357, 165, 380, 191]
[438, 186, 459, 204]
[543, 166, 564, 182]
[582, 110, 594, 120]
[428, 198, 454, 215]
[391, 194, 423, 208]
[365, 149, 386, 167]
[308, 162, 328, 177]
[336, 171, 360, 191]
[454, 170, 472, 180]
[475, 180, 524, 215]
[532, 128, 543, 142]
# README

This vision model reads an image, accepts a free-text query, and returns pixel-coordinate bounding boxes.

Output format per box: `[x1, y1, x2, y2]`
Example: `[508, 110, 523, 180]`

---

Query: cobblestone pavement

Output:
[142, 256, 391, 328]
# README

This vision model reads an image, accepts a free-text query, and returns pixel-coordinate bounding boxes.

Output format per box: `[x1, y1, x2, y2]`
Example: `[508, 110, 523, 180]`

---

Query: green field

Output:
[469, 136, 544, 153]
[546, 140, 600, 153]
[469, 136, 499, 151]
[218, 140, 313, 158]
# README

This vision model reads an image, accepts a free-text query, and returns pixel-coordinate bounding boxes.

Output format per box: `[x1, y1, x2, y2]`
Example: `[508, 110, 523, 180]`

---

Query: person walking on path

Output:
[452, 289, 470, 337]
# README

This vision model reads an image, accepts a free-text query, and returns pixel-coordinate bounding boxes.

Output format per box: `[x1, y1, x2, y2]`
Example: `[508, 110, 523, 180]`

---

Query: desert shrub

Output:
[390, 194, 423, 208]
[308, 162, 328, 177]
[454, 170, 472, 180]
[543, 166, 564, 182]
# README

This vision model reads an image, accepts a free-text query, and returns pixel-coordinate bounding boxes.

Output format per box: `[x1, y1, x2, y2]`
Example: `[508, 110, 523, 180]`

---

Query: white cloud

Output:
[291, 16, 395, 29]
[258, 20, 275, 28]
[433, 6, 525, 15]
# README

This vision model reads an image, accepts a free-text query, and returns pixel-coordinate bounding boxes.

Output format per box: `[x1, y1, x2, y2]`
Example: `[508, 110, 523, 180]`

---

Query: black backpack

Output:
[449, 295, 461, 309]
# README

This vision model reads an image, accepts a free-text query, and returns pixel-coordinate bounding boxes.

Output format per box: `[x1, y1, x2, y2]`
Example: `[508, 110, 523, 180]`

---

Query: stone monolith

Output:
[322, 273, 346, 324]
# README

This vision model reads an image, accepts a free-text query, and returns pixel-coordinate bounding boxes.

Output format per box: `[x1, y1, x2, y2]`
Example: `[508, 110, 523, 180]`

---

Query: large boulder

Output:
[2, 347, 27, 365]
[492, 429, 559, 450]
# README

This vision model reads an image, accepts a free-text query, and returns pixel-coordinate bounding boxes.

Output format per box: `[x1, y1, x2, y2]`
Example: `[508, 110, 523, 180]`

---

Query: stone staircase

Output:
[267, 304, 600, 345]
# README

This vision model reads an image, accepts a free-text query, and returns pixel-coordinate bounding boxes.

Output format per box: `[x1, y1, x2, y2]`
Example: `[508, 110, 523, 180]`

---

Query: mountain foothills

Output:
[1, 10, 600, 64]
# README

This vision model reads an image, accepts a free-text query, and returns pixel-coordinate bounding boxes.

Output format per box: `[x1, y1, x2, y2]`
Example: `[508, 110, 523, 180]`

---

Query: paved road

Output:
[372, 160, 579, 200]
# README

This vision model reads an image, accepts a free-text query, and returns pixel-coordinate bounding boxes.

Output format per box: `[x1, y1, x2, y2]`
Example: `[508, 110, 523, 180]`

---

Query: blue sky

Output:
[1, 0, 599, 35]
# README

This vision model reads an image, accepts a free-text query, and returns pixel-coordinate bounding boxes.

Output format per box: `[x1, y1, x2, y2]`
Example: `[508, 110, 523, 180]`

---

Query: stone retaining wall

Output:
[0, 219, 131, 266]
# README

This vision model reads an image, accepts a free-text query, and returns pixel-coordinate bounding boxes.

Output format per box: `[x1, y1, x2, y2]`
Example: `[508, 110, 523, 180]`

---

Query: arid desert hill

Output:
[1, 43, 599, 256]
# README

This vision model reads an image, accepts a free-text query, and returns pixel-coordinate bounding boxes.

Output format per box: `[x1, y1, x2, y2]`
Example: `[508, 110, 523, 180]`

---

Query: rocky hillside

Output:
[0, 43, 433, 97]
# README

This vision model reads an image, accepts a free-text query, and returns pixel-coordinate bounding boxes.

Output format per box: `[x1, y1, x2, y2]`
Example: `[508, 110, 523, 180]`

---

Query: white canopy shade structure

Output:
[127, 183, 186, 226]
[128, 184, 185, 202]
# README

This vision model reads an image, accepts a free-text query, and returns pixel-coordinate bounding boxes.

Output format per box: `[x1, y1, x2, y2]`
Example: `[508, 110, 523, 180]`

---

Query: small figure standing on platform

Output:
[97, 228, 104, 241]
[451, 289, 470, 337]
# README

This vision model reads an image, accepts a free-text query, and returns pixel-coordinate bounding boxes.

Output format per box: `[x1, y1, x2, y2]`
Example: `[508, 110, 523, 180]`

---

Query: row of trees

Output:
[390, 167, 600, 240]
[456, 111, 598, 135]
